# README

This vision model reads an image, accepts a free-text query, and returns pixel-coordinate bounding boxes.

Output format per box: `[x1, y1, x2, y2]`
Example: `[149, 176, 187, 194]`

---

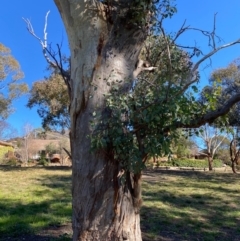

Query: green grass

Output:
[0, 166, 240, 240]
[141, 170, 240, 241]
[0, 166, 72, 240]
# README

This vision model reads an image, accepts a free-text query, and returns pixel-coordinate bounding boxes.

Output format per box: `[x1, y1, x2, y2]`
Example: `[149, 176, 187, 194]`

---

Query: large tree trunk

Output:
[54, 1, 147, 240]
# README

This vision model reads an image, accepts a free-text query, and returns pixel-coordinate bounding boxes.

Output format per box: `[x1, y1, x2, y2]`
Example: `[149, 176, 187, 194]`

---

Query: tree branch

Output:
[23, 11, 56, 67]
[176, 93, 240, 129]
[23, 12, 70, 89]
[63, 147, 72, 159]
[176, 38, 240, 97]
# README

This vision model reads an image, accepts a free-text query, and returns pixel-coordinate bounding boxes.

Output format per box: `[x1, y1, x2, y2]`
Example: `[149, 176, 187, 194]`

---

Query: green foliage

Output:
[28, 73, 70, 132]
[90, 34, 206, 174]
[103, 0, 177, 28]
[171, 130, 195, 158]
[201, 59, 240, 127]
[38, 150, 49, 166]
[215, 143, 231, 163]
[38, 158, 49, 166]
[0, 145, 14, 161]
[45, 142, 58, 155]
[5, 158, 19, 166]
[0, 43, 28, 118]
[133, 0, 177, 25]
[0, 167, 72, 239]
[157, 158, 223, 168]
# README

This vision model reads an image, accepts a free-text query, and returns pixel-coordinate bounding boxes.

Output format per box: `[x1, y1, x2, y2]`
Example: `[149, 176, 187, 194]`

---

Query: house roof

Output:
[28, 139, 62, 152]
[0, 140, 14, 147]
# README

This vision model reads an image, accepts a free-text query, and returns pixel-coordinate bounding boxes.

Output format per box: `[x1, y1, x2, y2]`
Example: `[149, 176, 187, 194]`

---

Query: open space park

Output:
[0, 166, 240, 241]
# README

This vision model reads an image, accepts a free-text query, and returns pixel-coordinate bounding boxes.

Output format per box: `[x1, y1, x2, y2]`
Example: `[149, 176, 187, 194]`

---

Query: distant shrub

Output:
[157, 158, 223, 168]
[0, 146, 14, 162]
[6, 159, 19, 166]
[38, 158, 49, 166]
[212, 159, 224, 168]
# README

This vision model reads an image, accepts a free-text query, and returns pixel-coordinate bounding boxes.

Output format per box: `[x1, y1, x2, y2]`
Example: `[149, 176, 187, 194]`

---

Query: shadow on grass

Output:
[0, 165, 72, 172]
[2, 166, 240, 241]
[0, 166, 72, 241]
[145, 169, 239, 183]
[141, 169, 240, 241]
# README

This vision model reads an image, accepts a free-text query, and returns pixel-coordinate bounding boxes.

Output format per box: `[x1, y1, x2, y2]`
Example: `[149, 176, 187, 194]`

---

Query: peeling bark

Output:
[54, 1, 147, 240]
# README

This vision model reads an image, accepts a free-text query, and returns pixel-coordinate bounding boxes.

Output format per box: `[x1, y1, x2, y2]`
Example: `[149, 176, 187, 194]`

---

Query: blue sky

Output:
[0, 0, 240, 136]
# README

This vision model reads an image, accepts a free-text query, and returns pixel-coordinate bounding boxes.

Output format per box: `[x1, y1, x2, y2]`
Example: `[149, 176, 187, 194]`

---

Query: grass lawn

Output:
[0, 166, 240, 241]
[0, 166, 72, 241]
[142, 169, 240, 241]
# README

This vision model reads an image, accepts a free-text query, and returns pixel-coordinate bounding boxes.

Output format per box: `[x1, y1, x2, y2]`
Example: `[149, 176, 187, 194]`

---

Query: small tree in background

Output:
[0, 120, 17, 140]
[19, 123, 34, 165]
[172, 130, 197, 158]
[195, 124, 229, 170]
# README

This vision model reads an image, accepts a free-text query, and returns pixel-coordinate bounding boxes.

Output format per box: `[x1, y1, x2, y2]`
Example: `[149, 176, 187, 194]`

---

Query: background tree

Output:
[194, 124, 229, 170]
[171, 130, 197, 158]
[0, 120, 17, 140]
[28, 72, 70, 133]
[0, 43, 28, 118]
[214, 137, 230, 163]
[209, 59, 240, 126]
[24, 1, 240, 240]
[19, 123, 34, 165]
[202, 60, 240, 172]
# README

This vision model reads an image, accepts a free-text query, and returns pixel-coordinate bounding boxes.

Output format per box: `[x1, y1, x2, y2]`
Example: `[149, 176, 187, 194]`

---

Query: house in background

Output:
[0, 141, 14, 161]
[27, 139, 71, 165]
[8, 131, 71, 166]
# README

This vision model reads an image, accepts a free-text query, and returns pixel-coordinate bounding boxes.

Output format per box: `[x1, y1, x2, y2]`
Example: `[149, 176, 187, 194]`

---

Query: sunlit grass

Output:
[141, 170, 240, 241]
[0, 166, 72, 240]
[1, 166, 240, 240]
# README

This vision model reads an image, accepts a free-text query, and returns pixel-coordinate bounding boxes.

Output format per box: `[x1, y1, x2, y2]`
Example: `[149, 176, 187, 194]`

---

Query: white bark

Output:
[197, 124, 228, 160]
[54, 1, 147, 240]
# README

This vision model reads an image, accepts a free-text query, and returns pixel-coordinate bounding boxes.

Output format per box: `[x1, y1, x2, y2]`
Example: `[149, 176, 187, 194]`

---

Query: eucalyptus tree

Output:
[201, 60, 240, 172]
[202, 59, 240, 127]
[24, 1, 240, 240]
[28, 72, 70, 133]
[0, 43, 28, 118]
[194, 124, 229, 171]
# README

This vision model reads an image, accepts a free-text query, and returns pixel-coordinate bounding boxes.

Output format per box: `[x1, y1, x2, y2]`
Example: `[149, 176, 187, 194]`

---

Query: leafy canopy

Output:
[90, 34, 214, 174]
[206, 59, 240, 127]
[28, 72, 70, 133]
[0, 43, 28, 118]
[28, 0, 240, 176]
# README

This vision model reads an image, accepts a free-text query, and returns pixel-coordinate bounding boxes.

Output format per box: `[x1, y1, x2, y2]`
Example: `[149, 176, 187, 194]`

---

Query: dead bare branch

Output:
[22, 11, 57, 68]
[23, 11, 71, 95]
[176, 38, 240, 96]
